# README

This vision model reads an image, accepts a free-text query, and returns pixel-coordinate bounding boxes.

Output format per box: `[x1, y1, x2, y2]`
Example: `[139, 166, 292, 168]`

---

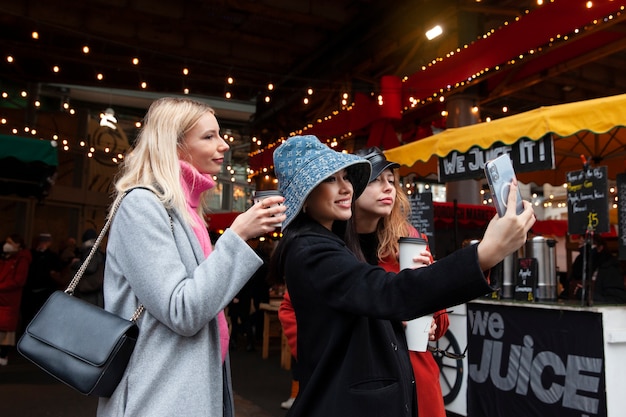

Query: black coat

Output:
[283, 220, 493, 417]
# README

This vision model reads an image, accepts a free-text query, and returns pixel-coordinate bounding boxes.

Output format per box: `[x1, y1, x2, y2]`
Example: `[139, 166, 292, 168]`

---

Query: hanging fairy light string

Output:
[0, 88, 136, 164]
[1, 3, 623, 176]
[247, 5, 625, 181]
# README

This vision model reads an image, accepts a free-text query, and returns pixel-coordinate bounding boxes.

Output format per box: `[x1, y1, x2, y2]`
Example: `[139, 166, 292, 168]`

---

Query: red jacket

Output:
[379, 229, 449, 417]
[0, 249, 32, 331]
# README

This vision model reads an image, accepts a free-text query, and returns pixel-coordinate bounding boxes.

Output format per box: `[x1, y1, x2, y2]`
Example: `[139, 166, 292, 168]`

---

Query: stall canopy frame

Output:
[385, 93, 626, 185]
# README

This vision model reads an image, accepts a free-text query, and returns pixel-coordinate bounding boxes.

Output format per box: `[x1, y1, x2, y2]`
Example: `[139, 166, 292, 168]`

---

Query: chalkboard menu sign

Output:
[618, 173, 626, 260]
[409, 192, 435, 243]
[515, 257, 537, 302]
[566, 166, 609, 235]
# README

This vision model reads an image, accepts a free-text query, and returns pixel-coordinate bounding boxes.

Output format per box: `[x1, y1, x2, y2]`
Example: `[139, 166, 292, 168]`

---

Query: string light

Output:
[1, 4, 621, 181]
[248, 4, 624, 179]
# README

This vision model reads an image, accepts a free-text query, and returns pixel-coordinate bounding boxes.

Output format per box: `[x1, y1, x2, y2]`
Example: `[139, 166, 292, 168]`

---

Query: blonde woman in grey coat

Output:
[97, 97, 286, 417]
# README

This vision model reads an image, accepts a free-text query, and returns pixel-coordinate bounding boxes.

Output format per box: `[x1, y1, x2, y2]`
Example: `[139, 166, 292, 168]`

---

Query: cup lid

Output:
[253, 190, 282, 198]
[398, 237, 428, 244]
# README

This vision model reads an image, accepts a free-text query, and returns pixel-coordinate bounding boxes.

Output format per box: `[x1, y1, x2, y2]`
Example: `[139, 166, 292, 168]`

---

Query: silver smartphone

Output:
[484, 154, 524, 216]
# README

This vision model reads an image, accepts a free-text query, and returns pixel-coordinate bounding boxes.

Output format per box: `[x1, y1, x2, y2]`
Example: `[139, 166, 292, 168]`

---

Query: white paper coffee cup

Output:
[405, 315, 432, 352]
[252, 190, 283, 228]
[398, 237, 428, 269]
[398, 236, 432, 352]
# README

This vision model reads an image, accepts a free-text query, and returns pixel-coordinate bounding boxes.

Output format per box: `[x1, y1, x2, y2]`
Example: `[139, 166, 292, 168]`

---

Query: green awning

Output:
[0, 134, 58, 199]
[0, 134, 58, 166]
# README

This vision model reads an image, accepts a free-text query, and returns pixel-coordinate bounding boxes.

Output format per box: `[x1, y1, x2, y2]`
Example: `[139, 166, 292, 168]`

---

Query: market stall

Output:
[384, 94, 626, 417]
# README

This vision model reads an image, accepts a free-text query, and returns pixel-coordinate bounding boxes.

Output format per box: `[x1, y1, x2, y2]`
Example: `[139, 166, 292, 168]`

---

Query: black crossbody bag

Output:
[18, 190, 145, 397]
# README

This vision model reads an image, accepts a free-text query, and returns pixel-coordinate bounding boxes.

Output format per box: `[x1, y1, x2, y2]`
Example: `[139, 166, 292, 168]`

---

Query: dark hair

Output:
[332, 202, 365, 262]
[267, 212, 366, 286]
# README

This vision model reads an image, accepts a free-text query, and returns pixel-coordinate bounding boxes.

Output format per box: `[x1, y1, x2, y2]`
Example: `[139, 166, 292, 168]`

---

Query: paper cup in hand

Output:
[405, 315, 432, 352]
[252, 190, 283, 228]
[398, 236, 431, 352]
[398, 237, 428, 269]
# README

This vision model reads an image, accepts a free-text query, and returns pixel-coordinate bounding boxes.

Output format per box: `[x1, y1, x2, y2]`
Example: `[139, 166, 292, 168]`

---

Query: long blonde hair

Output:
[376, 170, 414, 261]
[111, 97, 215, 226]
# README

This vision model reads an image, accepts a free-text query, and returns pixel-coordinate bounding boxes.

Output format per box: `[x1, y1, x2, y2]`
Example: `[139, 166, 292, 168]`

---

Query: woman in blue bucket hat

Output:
[270, 135, 535, 417]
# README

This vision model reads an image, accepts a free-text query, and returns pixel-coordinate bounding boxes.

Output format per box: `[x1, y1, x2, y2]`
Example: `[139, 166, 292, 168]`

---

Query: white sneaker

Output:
[280, 397, 295, 409]
[0, 357, 7, 366]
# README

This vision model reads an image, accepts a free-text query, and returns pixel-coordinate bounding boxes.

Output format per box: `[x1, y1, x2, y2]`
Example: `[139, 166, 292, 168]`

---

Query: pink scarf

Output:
[179, 160, 230, 362]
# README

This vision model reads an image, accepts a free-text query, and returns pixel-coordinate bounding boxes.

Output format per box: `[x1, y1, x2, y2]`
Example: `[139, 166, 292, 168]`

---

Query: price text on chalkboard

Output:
[566, 166, 609, 235]
[409, 192, 435, 243]
[617, 173, 626, 260]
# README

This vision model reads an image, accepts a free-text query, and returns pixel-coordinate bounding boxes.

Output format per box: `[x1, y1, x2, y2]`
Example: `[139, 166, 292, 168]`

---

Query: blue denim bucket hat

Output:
[273, 135, 371, 229]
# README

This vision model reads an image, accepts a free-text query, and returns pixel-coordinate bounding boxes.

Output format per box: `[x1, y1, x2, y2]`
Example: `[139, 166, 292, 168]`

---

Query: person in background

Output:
[228, 270, 254, 351]
[69, 228, 105, 307]
[248, 238, 273, 347]
[269, 135, 535, 417]
[20, 232, 61, 329]
[228, 238, 273, 352]
[0, 234, 32, 365]
[59, 236, 78, 270]
[97, 97, 286, 417]
[571, 235, 626, 303]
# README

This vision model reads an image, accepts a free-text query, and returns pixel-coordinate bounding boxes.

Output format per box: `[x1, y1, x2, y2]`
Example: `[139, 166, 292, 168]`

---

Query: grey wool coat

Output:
[97, 188, 262, 417]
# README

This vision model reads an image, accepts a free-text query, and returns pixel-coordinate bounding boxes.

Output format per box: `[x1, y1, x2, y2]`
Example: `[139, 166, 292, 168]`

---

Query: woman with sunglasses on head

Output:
[353, 147, 449, 417]
[270, 135, 535, 417]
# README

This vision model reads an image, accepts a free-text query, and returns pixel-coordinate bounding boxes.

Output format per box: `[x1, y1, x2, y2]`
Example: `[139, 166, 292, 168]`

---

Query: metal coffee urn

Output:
[527, 236, 558, 301]
[501, 251, 517, 299]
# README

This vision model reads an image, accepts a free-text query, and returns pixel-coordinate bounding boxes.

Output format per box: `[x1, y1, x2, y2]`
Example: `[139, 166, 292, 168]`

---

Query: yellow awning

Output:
[385, 93, 626, 185]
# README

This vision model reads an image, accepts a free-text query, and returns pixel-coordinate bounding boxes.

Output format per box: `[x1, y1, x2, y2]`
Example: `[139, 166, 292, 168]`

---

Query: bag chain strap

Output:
[64, 189, 171, 323]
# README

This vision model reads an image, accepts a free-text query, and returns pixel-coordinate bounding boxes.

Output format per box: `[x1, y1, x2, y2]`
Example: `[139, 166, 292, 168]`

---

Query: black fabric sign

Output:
[409, 192, 434, 243]
[617, 173, 626, 260]
[467, 303, 606, 417]
[438, 134, 554, 182]
[514, 257, 537, 302]
[567, 166, 609, 235]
